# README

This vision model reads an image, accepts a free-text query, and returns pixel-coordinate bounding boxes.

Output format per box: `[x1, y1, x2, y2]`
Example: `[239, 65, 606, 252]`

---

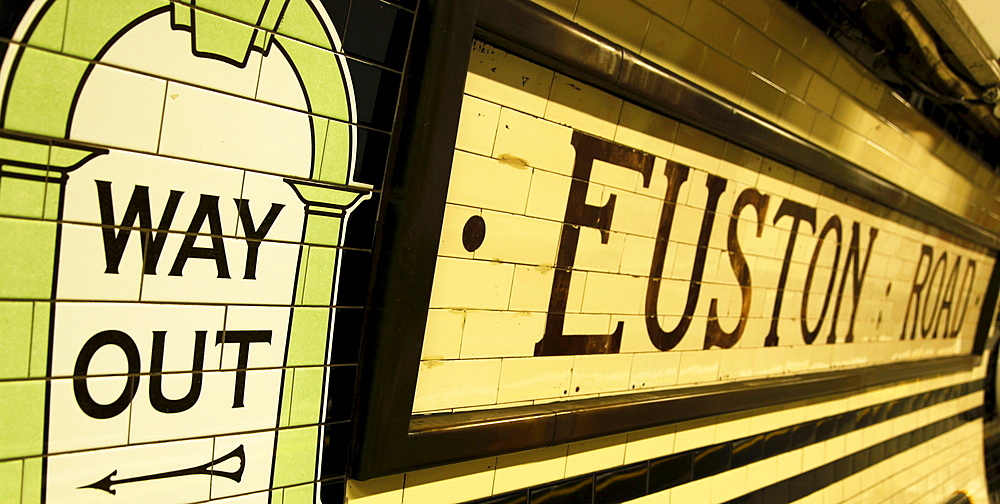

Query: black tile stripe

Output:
[722, 407, 984, 504]
[464, 379, 983, 504]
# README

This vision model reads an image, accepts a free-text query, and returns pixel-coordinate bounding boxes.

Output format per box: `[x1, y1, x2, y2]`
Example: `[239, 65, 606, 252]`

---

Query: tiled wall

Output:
[534, 0, 1000, 232]
[347, 0, 998, 503]
[0, 0, 413, 502]
[1, 0, 996, 503]
[411, 41, 994, 415]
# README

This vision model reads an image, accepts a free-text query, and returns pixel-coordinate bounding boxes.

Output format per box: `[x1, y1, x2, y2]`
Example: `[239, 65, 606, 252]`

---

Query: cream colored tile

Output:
[638, 0, 690, 26]
[717, 347, 756, 381]
[466, 41, 555, 117]
[741, 73, 786, 121]
[591, 158, 645, 193]
[565, 434, 628, 477]
[473, 211, 561, 265]
[804, 74, 840, 116]
[609, 191, 663, 237]
[830, 55, 864, 95]
[809, 113, 844, 152]
[496, 356, 574, 403]
[629, 351, 681, 389]
[545, 74, 623, 139]
[402, 458, 496, 504]
[412, 359, 502, 412]
[460, 310, 546, 358]
[493, 108, 576, 177]
[780, 94, 817, 137]
[421, 309, 467, 360]
[570, 353, 633, 396]
[455, 95, 501, 157]
[575, 0, 651, 53]
[669, 473, 711, 504]
[764, 1, 811, 52]
[710, 467, 748, 503]
[436, 204, 479, 259]
[620, 234, 658, 277]
[428, 257, 515, 310]
[447, 150, 532, 214]
[723, 0, 774, 30]
[677, 350, 721, 384]
[641, 15, 706, 79]
[799, 33, 839, 77]
[731, 26, 779, 77]
[699, 47, 749, 104]
[509, 264, 557, 312]
[574, 228, 627, 273]
[159, 82, 312, 178]
[624, 424, 676, 464]
[752, 346, 787, 376]
[770, 50, 812, 98]
[492, 445, 569, 494]
[684, 0, 742, 54]
[581, 272, 647, 316]
[69, 64, 166, 153]
[524, 168, 572, 222]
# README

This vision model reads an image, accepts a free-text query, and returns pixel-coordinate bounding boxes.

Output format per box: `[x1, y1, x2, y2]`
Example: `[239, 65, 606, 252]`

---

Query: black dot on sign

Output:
[462, 215, 486, 252]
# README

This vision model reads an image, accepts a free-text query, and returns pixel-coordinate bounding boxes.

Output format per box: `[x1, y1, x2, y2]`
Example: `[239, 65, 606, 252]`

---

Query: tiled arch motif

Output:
[0, 0, 372, 502]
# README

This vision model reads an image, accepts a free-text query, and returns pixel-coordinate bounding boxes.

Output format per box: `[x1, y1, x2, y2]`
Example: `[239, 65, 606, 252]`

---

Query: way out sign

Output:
[0, 0, 367, 502]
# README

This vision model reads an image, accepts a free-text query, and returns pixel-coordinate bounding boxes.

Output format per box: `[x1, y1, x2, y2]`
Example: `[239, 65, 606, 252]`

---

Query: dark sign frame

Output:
[351, 0, 1000, 480]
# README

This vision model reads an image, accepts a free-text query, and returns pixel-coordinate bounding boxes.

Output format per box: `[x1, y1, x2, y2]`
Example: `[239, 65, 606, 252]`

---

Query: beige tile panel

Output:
[575, 0, 651, 54]
[636, 0, 691, 27]
[641, 15, 706, 80]
[683, 0, 743, 55]
[722, 0, 774, 31]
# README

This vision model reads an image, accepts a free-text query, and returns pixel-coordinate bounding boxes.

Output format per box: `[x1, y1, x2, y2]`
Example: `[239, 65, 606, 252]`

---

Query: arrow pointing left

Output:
[79, 444, 246, 495]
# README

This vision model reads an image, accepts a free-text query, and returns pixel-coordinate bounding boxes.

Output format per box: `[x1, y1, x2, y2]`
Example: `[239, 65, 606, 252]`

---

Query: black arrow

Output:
[80, 444, 246, 495]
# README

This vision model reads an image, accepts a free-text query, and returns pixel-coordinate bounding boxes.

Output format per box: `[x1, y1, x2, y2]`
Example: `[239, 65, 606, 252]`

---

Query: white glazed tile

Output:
[459, 311, 546, 358]
[473, 211, 560, 266]
[455, 95, 501, 157]
[544, 73, 622, 140]
[564, 434, 627, 477]
[421, 309, 466, 360]
[496, 356, 573, 403]
[493, 108, 576, 177]
[209, 431, 277, 500]
[68, 64, 166, 153]
[159, 82, 313, 178]
[427, 257, 515, 310]
[45, 438, 214, 504]
[569, 353, 632, 396]
[411, 358, 502, 413]
[401, 458, 496, 504]
[629, 351, 681, 390]
[466, 46, 553, 117]
[492, 445, 568, 494]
